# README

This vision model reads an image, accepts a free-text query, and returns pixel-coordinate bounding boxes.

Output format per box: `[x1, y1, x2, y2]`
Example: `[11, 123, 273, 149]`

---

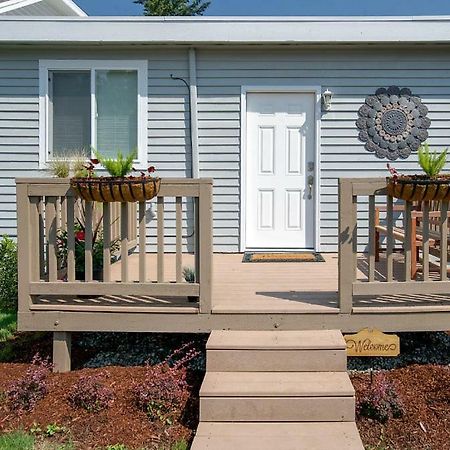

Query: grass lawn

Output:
[0, 313, 16, 342]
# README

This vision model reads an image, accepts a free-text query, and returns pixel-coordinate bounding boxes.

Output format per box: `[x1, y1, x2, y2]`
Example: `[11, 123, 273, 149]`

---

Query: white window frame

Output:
[39, 59, 148, 169]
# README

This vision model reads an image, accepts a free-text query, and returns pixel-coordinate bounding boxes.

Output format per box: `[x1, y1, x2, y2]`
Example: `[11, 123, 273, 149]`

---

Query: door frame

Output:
[240, 85, 322, 252]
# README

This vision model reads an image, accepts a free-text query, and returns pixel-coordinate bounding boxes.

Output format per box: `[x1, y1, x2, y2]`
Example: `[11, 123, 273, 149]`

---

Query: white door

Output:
[245, 92, 316, 249]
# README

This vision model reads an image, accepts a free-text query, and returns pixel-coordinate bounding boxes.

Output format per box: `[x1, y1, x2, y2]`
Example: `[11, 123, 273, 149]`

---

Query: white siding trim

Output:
[189, 48, 199, 178]
[38, 59, 148, 169]
[240, 85, 322, 252]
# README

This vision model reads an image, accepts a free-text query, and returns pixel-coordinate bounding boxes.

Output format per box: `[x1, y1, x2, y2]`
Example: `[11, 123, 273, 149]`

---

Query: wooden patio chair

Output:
[375, 202, 450, 279]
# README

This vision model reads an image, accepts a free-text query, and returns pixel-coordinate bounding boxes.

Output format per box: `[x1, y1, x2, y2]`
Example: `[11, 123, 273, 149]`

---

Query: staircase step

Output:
[200, 372, 355, 422]
[200, 371, 354, 397]
[191, 422, 364, 450]
[206, 348, 346, 372]
[207, 330, 346, 350]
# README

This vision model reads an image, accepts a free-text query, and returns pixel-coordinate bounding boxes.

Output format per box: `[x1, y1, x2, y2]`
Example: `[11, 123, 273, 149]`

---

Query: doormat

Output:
[243, 252, 325, 263]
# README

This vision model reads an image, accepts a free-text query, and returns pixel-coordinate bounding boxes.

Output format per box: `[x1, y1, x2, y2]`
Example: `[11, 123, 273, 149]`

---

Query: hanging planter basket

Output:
[70, 177, 161, 203]
[387, 175, 450, 202]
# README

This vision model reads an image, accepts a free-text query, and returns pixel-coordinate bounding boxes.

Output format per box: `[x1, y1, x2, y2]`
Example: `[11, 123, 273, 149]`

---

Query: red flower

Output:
[148, 166, 156, 173]
[75, 230, 86, 241]
[90, 158, 99, 165]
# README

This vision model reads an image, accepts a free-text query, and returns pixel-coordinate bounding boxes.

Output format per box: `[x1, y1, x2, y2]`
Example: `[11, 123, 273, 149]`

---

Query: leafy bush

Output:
[182, 266, 195, 283]
[7, 354, 52, 412]
[94, 150, 137, 178]
[418, 143, 447, 177]
[134, 343, 199, 424]
[68, 373, 114, 412]
[0, 312, 17, 342]
[0, 235, 18, 312]
[356, 373, 404, 423]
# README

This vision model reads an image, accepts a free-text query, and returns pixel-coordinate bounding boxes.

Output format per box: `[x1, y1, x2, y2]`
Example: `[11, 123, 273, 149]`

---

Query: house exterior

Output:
[1, 16, 450, 253]
[0, 0, 85, 16]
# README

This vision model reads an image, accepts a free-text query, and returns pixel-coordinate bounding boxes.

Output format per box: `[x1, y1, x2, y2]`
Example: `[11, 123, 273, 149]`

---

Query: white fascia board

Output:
[0, 16, 450, 44]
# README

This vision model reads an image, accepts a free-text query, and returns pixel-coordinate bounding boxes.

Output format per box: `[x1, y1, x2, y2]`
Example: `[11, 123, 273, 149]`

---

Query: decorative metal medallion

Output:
[356, 86, 431, 160]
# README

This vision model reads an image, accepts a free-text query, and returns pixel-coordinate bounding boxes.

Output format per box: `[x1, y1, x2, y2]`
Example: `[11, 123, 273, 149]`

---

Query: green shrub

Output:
[0, 313, 16, 342]
[0, 236, 18, 312]
[0, 431, 34, 450]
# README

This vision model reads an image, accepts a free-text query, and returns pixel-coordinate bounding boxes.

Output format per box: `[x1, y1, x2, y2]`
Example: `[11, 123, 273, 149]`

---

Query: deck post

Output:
[338, 179, 357, 314]
[198, 180, 213, 314]
[16, 183, 31, 321]
[53, 331, 71, 373]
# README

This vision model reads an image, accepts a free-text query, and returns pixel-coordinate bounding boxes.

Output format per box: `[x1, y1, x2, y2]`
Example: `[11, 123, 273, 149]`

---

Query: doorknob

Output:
[307, 175, 314, 200]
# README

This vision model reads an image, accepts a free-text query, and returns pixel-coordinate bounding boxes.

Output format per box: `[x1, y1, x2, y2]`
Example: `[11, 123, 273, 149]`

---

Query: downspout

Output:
[170, 47, 199, 179]
[188, 48, 200, 179]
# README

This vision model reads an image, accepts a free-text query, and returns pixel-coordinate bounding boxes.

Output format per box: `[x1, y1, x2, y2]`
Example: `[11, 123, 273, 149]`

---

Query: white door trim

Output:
[240, 85, 322, 252]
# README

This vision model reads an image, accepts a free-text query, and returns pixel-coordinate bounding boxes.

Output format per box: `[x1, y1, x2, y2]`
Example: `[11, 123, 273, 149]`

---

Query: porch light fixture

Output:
[322, 89, 333, 111]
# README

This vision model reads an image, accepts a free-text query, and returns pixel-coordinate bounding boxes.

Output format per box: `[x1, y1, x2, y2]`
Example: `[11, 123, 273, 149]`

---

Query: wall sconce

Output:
[322, 89, 333, 111]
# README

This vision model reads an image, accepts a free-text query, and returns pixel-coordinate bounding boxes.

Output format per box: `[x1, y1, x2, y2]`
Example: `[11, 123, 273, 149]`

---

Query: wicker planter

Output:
[387, 175, 450, 202]
[70, 177, 161, 203]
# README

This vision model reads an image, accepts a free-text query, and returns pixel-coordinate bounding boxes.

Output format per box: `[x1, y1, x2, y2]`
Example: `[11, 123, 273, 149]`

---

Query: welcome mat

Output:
[243, 252, 325, 263]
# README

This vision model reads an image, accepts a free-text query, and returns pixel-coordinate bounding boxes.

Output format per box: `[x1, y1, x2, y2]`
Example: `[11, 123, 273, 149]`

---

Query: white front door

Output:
[245, 92, 316, 249]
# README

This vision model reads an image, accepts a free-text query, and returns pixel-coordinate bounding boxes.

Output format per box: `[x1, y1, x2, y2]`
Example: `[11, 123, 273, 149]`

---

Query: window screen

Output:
[50, 71, 91, 158]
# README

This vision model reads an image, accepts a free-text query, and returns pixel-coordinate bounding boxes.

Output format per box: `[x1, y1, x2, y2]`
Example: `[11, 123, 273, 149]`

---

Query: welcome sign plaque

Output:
[344, 328, 400, 357]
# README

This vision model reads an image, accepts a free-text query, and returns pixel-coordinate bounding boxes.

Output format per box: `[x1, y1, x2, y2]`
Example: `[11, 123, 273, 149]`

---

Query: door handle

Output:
[307, 175, 314, 200]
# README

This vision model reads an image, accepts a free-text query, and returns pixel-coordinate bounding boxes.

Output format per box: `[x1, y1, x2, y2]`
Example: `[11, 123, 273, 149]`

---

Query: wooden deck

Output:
[33, 252, 450, 315]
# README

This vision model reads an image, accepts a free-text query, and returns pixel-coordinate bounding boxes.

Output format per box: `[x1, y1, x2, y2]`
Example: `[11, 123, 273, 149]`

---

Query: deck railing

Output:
[16, 178, 213, 315]
[338, 178, 450, 313]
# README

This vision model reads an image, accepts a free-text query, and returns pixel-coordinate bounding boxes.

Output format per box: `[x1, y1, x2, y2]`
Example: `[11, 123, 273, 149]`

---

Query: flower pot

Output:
[387, 175, 450, 202]
[70, 177, 161, 203]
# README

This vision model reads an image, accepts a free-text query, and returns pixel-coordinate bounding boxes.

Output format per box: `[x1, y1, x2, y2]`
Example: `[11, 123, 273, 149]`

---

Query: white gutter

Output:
[1, 16, 450, 44]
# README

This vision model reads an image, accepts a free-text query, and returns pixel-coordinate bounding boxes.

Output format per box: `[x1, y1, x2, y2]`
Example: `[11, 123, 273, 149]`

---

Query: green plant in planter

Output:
[418, 143, 447, 177]
[94, 149, 137, 177]
[56, 206, 119, 280]
[182, 267, 198, 303]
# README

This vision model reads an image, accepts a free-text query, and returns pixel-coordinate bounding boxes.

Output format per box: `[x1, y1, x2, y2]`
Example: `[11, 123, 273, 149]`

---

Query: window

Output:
[39, 60, 148, 168]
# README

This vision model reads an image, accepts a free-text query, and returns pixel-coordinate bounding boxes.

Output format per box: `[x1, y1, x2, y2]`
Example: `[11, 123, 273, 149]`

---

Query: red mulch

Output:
[0, 363, 449, 449]
[0, 364, 201, 449]
[352, 365, 450, 450]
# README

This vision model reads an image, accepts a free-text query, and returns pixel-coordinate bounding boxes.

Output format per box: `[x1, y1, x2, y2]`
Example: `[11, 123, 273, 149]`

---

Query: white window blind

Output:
[95, 70, 138, 157]
[50, 71, 91, 157]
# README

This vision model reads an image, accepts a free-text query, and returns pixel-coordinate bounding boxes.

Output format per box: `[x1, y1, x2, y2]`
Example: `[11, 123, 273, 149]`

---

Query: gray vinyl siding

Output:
[1, 46, 450, 252]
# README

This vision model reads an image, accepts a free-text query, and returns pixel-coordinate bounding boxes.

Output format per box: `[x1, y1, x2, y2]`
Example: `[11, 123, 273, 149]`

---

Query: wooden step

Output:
[200, 372, 355, 422]
[191, 422, 364, 450]
[207, 330, 346, 350]
[207, 348, 346, 372]
[206, 330, 347, 372]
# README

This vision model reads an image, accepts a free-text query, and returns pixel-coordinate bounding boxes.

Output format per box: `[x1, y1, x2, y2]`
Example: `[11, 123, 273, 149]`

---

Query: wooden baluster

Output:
[84, 201, 93, 282]
[440, 200, 448, 281]
[29, 197, 41, 281]
[45, 196, 58, 282]
[157, 196, 165, 283]
[422, 201, 430, 281]
[121, 202, 129, 282]
[176, 196, 183, 283]
[368, 195, 376, 282]
[386, 196, 394, 282]
[139, 201, 147, 283]
[66, 196, 76, 282]
[103, 203, 111, 282]
[60, 197, 67, 232]
[38, 199, 45, 279]
[404, 201, 412, 282]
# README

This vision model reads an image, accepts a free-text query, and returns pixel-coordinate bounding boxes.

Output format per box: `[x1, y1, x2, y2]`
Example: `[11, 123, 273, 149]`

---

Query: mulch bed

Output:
[0, 364, 201, 449]
[351, 365, 450, 450]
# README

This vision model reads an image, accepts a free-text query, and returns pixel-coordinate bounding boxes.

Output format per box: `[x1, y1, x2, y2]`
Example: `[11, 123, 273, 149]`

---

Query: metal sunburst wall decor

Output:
[356, 86, 431, 161]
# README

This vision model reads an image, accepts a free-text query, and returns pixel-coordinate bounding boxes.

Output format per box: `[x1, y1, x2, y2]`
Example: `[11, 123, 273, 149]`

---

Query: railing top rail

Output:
[16, 177, 213, 185]
[339, 177, 388, 196]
